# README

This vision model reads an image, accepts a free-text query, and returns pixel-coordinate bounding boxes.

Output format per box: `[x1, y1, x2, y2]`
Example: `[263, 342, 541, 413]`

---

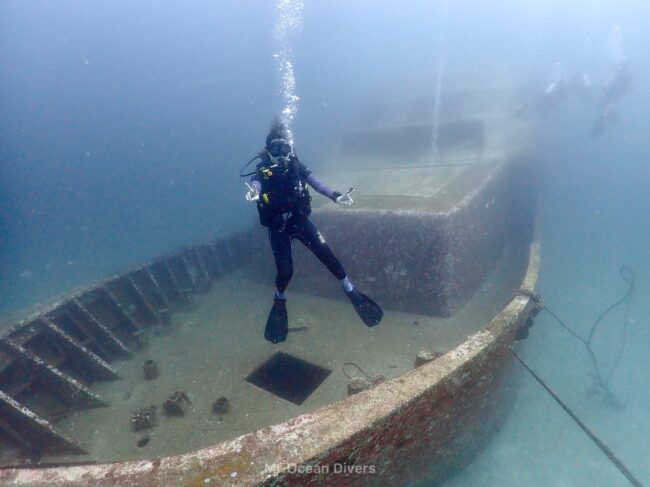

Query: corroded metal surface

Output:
[0, 391, 86, 455]
[0, 237, 540, 486]
[39, 317, 119, 382]
[0, 339, 107, 410]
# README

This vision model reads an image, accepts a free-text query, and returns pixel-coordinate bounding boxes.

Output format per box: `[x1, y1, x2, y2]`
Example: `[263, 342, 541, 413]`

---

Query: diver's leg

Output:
[297, 218, 383, 327]
[265, 226, 291, 343]
[269, 225, 293, 294]
[296, 218, 346, 280]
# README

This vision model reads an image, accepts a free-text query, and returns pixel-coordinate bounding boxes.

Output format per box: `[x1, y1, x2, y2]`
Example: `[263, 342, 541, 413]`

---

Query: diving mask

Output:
[267, 138, 293, 162]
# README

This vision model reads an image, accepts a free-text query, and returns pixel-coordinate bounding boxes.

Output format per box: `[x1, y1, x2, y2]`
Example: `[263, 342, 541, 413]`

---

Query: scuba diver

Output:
[516, 63, 593, 117]
[516, 63, 570, 116]
[591, 26, 632, 137]
[590, 60, 631, 137]
[240, 118, 383, 344]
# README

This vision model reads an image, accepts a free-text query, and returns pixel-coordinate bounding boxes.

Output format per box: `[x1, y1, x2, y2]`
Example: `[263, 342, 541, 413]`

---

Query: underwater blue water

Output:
[1, 1, 649, 484]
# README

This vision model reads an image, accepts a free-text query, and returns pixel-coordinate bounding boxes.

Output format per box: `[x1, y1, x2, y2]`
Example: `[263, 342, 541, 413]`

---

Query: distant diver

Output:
[240, 118, 383, 343]
[591, 26, 632, 137]
[516, 62, 593, 117]
[590, 60, 631, 137]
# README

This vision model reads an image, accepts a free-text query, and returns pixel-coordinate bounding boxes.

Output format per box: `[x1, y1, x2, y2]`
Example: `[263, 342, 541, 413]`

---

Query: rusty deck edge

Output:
[0, 227, 541, 487]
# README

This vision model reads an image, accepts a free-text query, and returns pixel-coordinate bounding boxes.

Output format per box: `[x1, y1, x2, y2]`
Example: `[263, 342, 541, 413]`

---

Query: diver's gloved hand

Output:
[244, 182, 260, 202]
[332, 187, 355, 206]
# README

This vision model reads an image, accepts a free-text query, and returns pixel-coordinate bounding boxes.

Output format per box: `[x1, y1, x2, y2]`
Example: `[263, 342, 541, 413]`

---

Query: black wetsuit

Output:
[250, 154, 346, 292]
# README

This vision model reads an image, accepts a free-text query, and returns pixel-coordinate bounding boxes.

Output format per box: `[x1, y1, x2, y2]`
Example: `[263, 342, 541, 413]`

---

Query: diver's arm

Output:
[249, 178, 262, 193]
[305, 173, 336, 200]
[305, 174, 354, 206]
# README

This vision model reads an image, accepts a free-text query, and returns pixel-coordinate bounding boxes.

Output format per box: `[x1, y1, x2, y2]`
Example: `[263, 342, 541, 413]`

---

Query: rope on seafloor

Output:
[342, 361, 372, 381]
[511, 267, 641, 486]
[515, 265, 634, 405]
[510, 349, 643, 487]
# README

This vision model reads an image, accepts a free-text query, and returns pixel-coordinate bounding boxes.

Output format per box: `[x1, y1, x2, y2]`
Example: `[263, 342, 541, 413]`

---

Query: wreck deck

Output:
[9, 240, 526, 466]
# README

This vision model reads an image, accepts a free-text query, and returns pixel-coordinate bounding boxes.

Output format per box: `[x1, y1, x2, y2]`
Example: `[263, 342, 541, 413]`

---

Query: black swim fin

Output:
[265, 298, 288, 344]
[346, 288, 383, 327]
